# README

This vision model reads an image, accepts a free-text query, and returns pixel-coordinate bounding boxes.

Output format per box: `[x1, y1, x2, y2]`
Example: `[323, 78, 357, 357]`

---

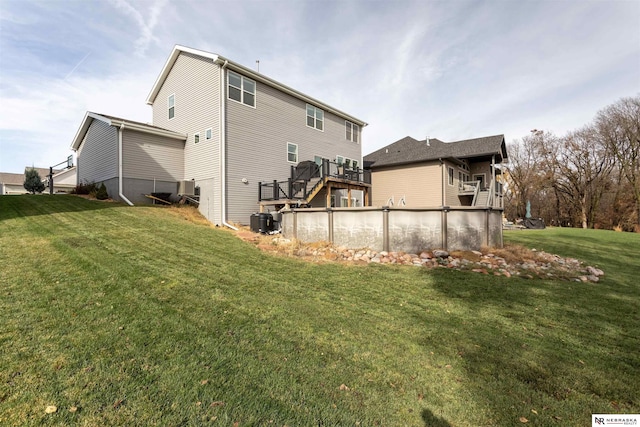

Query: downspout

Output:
[118, 123, 134, 206]
[219, 59, 238, 230]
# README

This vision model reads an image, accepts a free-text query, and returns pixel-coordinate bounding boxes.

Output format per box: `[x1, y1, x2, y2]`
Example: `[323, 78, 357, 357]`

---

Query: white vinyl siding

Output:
[306, 104, 324, 131]
[228, 70, 255, 107]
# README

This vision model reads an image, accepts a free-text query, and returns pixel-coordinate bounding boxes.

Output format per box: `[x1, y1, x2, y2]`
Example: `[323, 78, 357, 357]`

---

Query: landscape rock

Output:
[235, 229, 603, 283]
[433, 250, 449, 258]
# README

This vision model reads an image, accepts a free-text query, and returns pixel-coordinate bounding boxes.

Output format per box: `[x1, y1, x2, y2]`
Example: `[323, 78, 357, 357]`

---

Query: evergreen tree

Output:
[23, 168, 45, 194]
[96, 182, 109, 200]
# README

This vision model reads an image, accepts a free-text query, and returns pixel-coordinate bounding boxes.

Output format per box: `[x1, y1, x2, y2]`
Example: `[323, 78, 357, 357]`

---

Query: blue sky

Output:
[1, 0, 638, 174]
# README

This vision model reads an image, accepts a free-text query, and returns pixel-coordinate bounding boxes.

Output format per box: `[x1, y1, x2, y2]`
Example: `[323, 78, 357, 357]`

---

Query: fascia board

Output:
[70, 112, 112, 151]
[109, 118, 187, 140]
[218, 57, 368, 127]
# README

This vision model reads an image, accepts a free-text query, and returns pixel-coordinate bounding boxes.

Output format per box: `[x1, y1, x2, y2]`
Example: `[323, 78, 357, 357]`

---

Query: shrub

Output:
[71, 181, 97, 195]
[96, 183, 109, 200]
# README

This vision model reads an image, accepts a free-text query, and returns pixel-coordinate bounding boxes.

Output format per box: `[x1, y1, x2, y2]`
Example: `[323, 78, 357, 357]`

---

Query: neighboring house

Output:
[71, 45, 368, 226]
[364, 135, 508, 208]
[0, 172, 28, 195]
[0, 168, 62, 195]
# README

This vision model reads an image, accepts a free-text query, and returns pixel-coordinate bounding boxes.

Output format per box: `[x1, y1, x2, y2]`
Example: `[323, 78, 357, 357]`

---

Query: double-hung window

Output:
[287, 143, 298, 163]
[205, 128, 212, 140]
[448, 167, 454, 186]
[228, 70, 255, 107]
[168, 94, 175, 119]
[345, 121, 359, 143]
[306, 104, 324, 131]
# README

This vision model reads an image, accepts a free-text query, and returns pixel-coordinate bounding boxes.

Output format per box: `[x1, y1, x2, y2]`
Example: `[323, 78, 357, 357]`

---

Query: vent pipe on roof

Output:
[426, 136, 430, 147]
[256, 60, 260, 73]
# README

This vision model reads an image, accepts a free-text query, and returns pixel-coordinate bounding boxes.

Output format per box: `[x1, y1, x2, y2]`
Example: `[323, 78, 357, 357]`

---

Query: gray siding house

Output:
[71, 45, 367, 226]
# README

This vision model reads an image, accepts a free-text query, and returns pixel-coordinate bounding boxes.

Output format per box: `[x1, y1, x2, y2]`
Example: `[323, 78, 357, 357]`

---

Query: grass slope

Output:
[1, 195, 638, 426]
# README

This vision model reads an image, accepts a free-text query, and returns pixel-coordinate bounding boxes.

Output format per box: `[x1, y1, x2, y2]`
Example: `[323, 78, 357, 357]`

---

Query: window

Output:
[345, 121, 359, 143]
[205, 128, 212, 140]
[336, 156, 359, 169]
[448, 167, 454, 186]
[228, 70, 255, 107]
[168, 94, 175, 119]
[306, 104, 324, 131]
[287, 142, 298, 163]
[194, 133, 200, 144]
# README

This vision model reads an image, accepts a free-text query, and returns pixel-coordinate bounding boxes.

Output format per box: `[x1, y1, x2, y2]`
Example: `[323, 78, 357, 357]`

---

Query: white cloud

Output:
[1, 0, 638, 173]
[107, 0, 167, 55]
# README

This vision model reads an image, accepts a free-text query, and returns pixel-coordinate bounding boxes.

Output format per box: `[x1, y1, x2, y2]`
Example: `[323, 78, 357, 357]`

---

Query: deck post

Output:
[442, 207, 449, 250]
[287, 178, 293, 200]
[292, 210, 297, 240]
[327, 208, 334, 243]
[382, 206, 390, 252]
[273, 180, 278, 200]
[485, 208, 491, 247]
[258, 182, 262, 201]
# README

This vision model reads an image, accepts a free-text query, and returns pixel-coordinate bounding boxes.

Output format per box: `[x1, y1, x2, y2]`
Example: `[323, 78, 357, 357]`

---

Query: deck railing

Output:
[259, 158, 371, 202]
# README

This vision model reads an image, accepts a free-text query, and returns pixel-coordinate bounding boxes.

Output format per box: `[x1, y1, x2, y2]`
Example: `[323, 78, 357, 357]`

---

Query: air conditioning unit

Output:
[178, 180, 196, 195]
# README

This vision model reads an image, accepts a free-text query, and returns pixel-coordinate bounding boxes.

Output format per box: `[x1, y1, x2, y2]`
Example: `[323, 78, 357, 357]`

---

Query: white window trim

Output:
[168, 94, 175, 120]
[345, 121, 359, 143]
[194, 132, 200, 144]
[287, 142, 298, 164]
[306, 104, 324, 132]
[205, 128, 212, 140]
[447, 166, 454, 186]
[227, 70, 256, 108]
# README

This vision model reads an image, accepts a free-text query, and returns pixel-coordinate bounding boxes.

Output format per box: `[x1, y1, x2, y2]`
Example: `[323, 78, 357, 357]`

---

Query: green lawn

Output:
[1, 195, 638, 426]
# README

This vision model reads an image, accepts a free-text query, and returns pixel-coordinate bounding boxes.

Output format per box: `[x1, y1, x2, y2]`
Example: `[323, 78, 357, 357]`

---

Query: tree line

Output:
[504, 95, 640, 232]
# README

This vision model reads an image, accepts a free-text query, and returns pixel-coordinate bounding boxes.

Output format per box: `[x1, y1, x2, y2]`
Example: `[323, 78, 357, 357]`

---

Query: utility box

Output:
[250, 213, 260, 233]
[178, 180, 196, 195]
[259, 212, 273, 234]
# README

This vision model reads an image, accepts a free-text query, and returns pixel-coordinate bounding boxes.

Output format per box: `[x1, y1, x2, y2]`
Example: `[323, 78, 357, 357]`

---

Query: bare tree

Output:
[552, 127, 613, 228]
[595, 95, 640, 230]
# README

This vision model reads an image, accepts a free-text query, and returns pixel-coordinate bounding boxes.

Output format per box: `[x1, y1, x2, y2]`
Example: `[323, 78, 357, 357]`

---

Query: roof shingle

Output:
[364, 134, 507, 168]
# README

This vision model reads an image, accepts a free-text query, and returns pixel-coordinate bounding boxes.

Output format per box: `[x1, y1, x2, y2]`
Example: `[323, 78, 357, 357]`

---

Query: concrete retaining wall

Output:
[281, 206, 503, 252]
